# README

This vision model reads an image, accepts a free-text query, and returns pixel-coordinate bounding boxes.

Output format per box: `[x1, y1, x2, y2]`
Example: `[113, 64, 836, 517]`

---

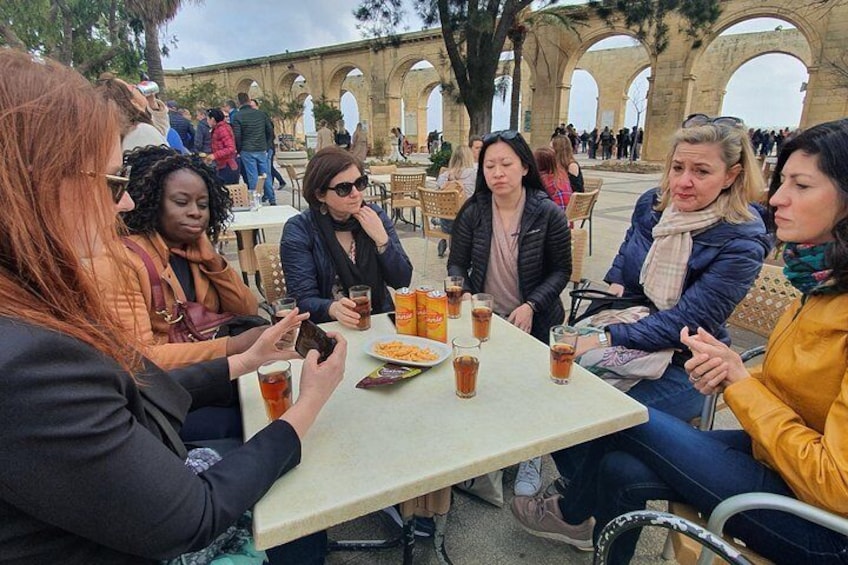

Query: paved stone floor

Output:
[227, 155, 751, 565]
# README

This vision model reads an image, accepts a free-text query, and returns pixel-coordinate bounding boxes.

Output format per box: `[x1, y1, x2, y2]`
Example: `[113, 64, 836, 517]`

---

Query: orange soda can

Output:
[395, 287, 417, 336]
[425, 290, 448, 343]
[415, 285, 434, 337]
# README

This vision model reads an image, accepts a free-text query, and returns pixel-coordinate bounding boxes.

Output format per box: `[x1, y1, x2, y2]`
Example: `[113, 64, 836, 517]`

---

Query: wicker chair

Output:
[255, 242, 286, 307]
[367, 164, 397, 176]
[565, 189, 600, 255]
[582, 176, 604, 194]
[225, 183, 251, 208]
[284, 165, 304, 209]
[569, 227, 589, 290]
[390, 172, 425, 229]
[417, 186, 462, 268]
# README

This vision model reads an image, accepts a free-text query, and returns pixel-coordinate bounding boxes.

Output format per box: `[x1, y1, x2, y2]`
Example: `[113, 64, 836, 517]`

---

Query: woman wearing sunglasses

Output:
[281, 147, 413, 327]
[0, 49, 345, 565]
[512, 114, 772, 547]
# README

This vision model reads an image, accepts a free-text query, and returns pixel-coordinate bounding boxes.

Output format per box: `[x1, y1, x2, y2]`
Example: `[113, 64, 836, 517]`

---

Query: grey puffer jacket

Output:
[448, 188, 572, 342]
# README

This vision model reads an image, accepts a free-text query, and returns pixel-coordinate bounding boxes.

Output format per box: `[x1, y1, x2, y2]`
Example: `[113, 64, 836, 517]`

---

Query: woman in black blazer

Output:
[0, 49, 345, 565]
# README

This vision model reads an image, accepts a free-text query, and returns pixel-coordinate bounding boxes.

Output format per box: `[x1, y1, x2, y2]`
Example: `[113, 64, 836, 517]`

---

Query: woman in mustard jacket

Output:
[511, 119, 848, 564]
[98, 146, 263, 371]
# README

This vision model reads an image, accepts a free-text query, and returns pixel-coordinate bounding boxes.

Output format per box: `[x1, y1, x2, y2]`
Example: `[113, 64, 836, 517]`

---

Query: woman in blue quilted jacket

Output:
[511, 115, 771, 530]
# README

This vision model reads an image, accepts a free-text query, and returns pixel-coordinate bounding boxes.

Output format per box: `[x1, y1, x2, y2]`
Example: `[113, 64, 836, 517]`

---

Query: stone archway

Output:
[388, 57, 446, 149]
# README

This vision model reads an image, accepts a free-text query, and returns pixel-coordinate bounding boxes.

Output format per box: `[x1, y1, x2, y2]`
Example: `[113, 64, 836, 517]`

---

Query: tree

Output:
[167, 79, 228, 111]
[587, 0, 721, 54]
[280, 99, 305, 138]
[311, 95, 343, 128]
[0, 0, 143, 78]
[355, 0, 542, 136]
[507, 6, 584, 130]
[124, 0, 200, 95]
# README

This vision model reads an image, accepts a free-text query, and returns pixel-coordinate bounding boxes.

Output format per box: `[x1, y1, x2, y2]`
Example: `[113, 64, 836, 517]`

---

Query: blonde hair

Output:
[0, 50, 140, 372]
[657, 124, 763, 224]
[448, 145, 474, 177]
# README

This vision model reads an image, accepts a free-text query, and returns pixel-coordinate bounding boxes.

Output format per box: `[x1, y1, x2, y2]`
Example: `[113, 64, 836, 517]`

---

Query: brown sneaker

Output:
[510, 494, 595, 551]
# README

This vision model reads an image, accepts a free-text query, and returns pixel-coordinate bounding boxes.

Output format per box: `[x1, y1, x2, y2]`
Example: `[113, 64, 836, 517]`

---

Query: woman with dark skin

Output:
[99, 146, 266, 370]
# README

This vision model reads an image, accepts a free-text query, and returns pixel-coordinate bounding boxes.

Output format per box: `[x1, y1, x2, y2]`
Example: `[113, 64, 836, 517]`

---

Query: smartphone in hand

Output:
[294, 319, 337, 363]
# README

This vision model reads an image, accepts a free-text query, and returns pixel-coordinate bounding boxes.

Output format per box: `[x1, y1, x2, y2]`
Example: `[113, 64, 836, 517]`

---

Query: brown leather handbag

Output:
[123, 238, 235, 343]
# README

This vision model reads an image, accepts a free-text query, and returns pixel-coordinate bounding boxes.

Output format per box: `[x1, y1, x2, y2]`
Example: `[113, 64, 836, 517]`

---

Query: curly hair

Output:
[121, 146, 233, 243]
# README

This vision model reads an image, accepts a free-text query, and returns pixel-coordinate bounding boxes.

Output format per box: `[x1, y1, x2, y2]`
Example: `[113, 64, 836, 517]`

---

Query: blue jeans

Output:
[559, 408, 848, 564]
[552, 362, 703, 481]
[241, 150, 275, 204]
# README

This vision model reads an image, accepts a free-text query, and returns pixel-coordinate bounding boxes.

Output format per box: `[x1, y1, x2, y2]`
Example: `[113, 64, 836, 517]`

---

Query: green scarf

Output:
[782, 242, 838, 295]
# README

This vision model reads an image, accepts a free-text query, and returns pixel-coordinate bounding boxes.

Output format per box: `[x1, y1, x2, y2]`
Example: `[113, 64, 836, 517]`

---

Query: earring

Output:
[319, 202, 328, 215]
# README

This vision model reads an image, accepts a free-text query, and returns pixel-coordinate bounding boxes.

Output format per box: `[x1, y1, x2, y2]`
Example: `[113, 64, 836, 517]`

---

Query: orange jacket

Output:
[94, 233, 258, 369]
[724, 293, 848, 516]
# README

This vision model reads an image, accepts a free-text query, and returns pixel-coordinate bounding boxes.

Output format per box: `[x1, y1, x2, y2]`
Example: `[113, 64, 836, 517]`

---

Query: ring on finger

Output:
[689, 374, 702, 383]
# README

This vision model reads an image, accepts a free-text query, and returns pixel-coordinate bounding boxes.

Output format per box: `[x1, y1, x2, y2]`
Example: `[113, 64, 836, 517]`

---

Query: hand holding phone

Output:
[295, 319, 337, 363]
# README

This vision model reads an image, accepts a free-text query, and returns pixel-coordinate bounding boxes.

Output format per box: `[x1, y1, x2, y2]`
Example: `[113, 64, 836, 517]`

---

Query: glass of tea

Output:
[272, 297, 298, 348]
[444, 275, 464, 319]
[257, 360, 293, 420]
[471, 293, 494, 342]
[452, 336, 481, 398]
[349, 285, 371, 330]
[549, 325, 579, 384]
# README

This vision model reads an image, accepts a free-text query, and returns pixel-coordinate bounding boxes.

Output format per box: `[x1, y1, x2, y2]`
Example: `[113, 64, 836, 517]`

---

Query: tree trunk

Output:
[144, 22, 166, 95]
[510, 38, 524, 131]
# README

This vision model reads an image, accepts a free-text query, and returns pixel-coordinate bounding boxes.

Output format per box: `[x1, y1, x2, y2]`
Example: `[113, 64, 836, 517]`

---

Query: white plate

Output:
[363, 334, 452, 367]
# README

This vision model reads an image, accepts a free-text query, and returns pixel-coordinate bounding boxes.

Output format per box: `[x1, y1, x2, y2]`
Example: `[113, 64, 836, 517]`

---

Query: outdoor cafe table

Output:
[229, 205, 299, 284]
[238, 306, 648, 553]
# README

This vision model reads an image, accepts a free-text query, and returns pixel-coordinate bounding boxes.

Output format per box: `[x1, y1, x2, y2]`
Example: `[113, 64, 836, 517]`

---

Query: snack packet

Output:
[355, 363, 431, 389]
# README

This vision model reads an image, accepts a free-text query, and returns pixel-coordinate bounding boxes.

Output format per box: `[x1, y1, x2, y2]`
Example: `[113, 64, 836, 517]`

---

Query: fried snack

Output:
[373, 340, 440, 362]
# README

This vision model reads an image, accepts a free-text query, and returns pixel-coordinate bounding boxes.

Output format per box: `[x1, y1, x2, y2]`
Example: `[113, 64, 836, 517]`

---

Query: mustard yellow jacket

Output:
[724, 293, 848, 516]
[94, 233, 258, 370]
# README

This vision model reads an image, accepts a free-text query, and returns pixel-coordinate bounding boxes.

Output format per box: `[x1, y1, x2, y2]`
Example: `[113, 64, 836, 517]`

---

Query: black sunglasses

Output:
[483, 130, 521, 143]
[83, 165, 131, 203]
[682, 113, 744, 129]
[327, 174, 368, 197]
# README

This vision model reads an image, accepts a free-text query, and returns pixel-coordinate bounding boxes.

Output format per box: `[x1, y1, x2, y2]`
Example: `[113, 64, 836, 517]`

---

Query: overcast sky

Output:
[164, 2, 806, 132]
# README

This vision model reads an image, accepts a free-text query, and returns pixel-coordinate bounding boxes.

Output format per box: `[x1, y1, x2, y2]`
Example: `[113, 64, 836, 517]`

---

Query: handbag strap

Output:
[140, 394, 188, 460]
[122, 237, 169, 317]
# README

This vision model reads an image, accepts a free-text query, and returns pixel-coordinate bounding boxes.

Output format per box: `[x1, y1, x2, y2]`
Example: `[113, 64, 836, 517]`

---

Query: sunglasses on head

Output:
[326, 174, 368, 197]
[483, 130, 521, 143]
[83, 165, 131, 203]
[682, 113, 744, 129]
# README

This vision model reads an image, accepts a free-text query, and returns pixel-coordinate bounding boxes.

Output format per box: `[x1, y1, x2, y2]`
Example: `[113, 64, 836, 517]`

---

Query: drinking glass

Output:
[349, 285, 371, 330]
[549, 325, 579, 384]
[257, 360, 293, 420]
[471, 293, 494, 342]
[444, 276, 464, 319]
[272, 297, 297, 347]
[452, 336, 481, 398]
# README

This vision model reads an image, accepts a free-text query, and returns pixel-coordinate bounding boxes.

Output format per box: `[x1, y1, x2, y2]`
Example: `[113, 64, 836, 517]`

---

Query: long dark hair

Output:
[474, 131, 546, 196]
[769, 118, 848, 290]
[122, 146, 233, 243]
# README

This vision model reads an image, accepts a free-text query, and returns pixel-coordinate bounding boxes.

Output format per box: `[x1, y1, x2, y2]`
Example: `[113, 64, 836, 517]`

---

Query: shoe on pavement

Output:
[543, 476, 570, 498]
[380, 506, 434, 538]
[510, 495, 594, 551]
[437, 238, 448, 258]
[514, 457, 542, 496]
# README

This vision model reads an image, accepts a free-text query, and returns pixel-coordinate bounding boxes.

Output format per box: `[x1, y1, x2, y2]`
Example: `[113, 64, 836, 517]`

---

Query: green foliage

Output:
[587, 0, 721, 54]
[427, 146, 452, 177]
[311, 95, 343, 128]
[168, 79, 228, 110]
[371, 137, 387, 158]
[0, 0, 145, 79]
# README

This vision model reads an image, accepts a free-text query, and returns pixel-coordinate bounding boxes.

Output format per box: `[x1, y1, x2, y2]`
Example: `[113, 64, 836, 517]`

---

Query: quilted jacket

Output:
[447, 188, 572, 342]
[604, 188, 771, 352]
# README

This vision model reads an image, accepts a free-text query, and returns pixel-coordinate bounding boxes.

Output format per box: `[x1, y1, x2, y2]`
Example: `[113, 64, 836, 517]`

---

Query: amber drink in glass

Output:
[349, 285, 371, 330]
[452, 336, 481, 398]
[549, 325, 579, 384]
[471, 293, 493, 342]
[444, 276, 464, 319]
[257, 360, 293, 420]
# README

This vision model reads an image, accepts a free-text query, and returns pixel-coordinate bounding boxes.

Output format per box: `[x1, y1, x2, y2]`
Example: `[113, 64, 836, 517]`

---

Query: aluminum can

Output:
[415, 285, 434, 338]
[425, 290, 448, 343]
[136, 80, 160, 96]
[394, 287, 417, 336]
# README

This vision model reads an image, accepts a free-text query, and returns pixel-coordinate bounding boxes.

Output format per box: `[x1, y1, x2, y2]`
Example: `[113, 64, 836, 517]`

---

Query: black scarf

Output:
[314, 207, 387, 314]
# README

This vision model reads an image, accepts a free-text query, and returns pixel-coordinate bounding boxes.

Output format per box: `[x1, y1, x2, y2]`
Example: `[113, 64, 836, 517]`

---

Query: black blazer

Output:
[447, 189, 572, 342]
[0, 317, 301, 564]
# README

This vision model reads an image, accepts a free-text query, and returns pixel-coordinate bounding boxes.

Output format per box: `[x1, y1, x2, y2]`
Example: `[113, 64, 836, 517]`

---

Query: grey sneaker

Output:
[510, 494, 594, 551]
[514, 457, 543, 496]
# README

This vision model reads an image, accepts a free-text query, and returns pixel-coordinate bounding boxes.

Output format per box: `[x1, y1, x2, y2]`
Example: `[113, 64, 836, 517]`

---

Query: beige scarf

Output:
[639, 197, 725, 310]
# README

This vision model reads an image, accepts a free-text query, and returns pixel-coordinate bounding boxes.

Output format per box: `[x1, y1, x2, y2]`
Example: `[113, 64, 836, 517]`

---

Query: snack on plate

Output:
[374, 340, 440, 362]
